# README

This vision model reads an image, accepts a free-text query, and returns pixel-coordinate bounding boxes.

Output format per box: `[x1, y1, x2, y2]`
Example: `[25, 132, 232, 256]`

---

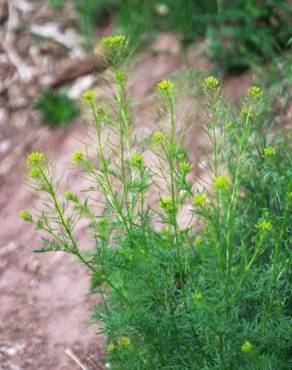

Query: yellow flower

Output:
[118, 336, 130, 348]
[255, 220, 272, 232]
[152, 131, 165, 143]
[131, 153, 143, 167]
[157, 80, 174, 93]
[82, 90, 96, 101]
[263, 146, 276, 157]
[248, 86, 262, 99]
[19, 210, 33, 223]
[192, 193, 207, 207]
[159, 196, 173, 212]
[26, 151, 44, 166]
[213, 176, 230, 192]
[71, 150, 84, 164]
[101, 35, 126, 49]
[203, 76, 220, 93]
[107, 343, 116, 353]
[241, 340, 253, 353]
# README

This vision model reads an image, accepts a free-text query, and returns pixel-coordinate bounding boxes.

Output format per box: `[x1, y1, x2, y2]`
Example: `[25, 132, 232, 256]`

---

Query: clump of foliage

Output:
[22, 37, 291, 369]
[51, 0, 292, 71]
[34, 88, 80, 129]
[256, 52, 292, 126]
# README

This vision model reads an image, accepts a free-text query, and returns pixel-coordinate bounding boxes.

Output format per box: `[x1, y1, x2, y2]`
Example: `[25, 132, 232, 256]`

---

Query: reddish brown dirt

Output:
[0, 32, 252, 369]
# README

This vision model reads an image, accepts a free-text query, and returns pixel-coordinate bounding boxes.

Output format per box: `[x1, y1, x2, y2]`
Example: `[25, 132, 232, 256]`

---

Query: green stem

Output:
[113, 70, 134, 220]
[140, 166, 145, 238]
[91, 102, 130, 233]
[224, 107, 251, 278]
[168, 94, 184, 287]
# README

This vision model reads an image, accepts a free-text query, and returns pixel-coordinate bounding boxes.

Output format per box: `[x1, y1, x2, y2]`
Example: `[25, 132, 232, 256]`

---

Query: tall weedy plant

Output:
[20, 36, 291, 369]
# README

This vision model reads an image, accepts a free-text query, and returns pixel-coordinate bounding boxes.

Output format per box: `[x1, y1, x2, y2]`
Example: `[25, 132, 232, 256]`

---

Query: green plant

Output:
[255, 52, 292, 126]
[88, 0, 291, 71]
[22, 38, 291, 369]
[34, 88, 80, 129]
[50, 1, 291, 70]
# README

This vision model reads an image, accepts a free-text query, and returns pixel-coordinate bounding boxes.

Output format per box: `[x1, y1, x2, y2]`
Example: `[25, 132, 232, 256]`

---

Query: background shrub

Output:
[52, 0, 292, 71]
[34, 88, 80, 129]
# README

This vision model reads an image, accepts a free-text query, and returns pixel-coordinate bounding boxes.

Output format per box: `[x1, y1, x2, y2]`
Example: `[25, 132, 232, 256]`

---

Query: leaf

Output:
[33, 237, 69, 253]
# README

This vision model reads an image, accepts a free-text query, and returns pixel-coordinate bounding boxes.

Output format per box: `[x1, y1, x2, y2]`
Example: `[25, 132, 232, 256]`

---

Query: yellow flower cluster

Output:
[213, 176, 230, 192]
[203, 76, 220, 93]
[248, 86, 262, 98]
[255, 220, 272, 232]
[26, 151, 45, 180]
[101, 35, 126, 49]
[118, 336, 131, 348]
[107, 342, 116, 353]
[26, 151, 44, 166]
[241, 340, 253, 353]
[107, 336, 130, 353]
[157, 80, 173, 93]
[263, 146, 276, 157]
[192, 193, 207, 207]
[82, 90, 96, 101]
[159, 196, 173, 212]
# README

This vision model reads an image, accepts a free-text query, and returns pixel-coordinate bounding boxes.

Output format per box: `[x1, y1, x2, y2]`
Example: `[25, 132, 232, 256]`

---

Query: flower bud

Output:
[64, 191, 79, 203]
[192, 193, 207, 206]
[213, 176, 230, 192]
[159, 196, 173, 212]
[82, 90, 96, 101]
[26, 151, 44, 166]
[71, 150, 84, 164]
[117, 336, 130, 348]
[157, 80, 174, 95]
[255, 220, 272, 232]
[241, 340, 253, 353]
[263, 146, 276, 157]
[131, 153, 143, 168]
[202, 76, 220, 94]
[152, 131, 165, 144]
[19, 210, 33, 223]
